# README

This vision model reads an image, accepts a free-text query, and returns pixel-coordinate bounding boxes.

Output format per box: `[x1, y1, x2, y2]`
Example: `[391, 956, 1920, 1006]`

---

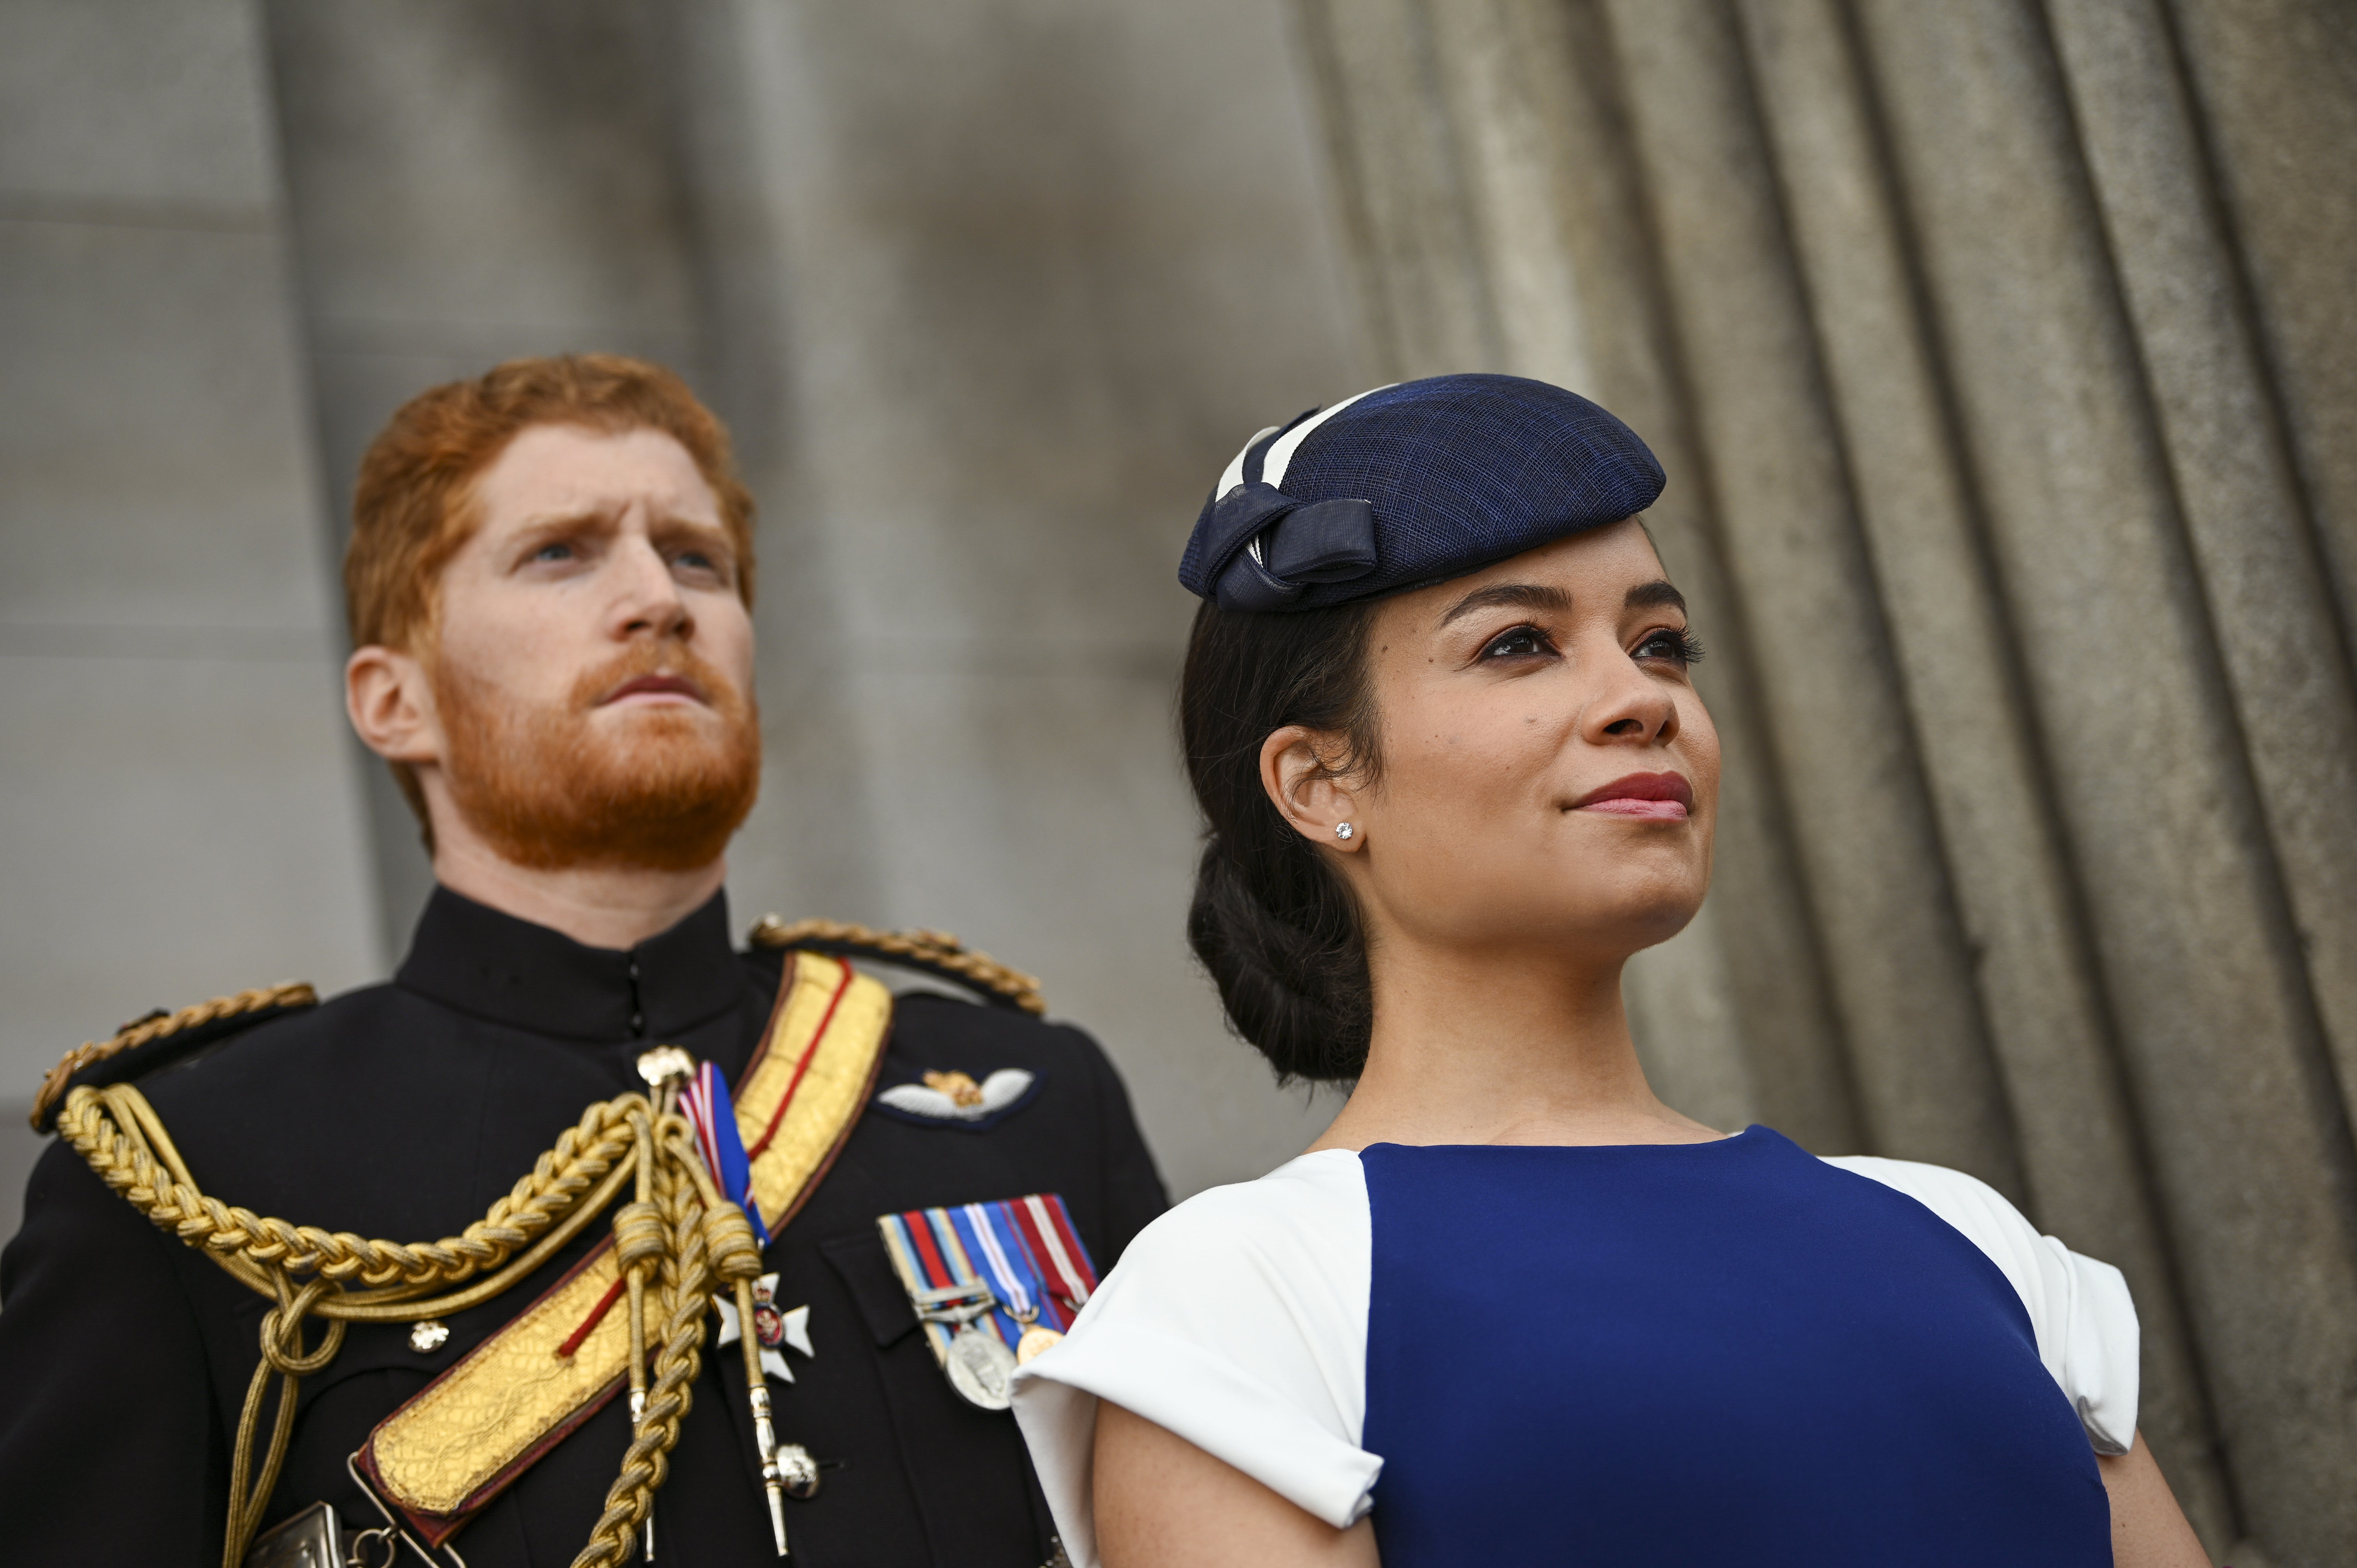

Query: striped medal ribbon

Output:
[876, 1194, 1100, 1410]
[680, 1060, 772, 1249]
[1000, 1192, 1098, 1321]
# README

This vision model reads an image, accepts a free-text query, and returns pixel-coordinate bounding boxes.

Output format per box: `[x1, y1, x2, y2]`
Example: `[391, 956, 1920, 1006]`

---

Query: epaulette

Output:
[30, 982, 317, 1133]
[747, 916, 1047, 1017]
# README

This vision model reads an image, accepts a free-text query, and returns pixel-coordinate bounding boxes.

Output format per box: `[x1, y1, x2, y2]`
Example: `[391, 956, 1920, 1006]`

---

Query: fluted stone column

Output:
[1292, 0, 2357, 1560]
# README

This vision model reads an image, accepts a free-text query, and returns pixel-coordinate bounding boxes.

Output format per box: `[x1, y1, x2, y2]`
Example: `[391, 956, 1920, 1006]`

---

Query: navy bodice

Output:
[1360, 1128, 2110, 1566]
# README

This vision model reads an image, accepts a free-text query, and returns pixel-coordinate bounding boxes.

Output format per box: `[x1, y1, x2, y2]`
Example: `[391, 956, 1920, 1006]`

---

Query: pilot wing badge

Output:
[874, 1067, 1037, 1128]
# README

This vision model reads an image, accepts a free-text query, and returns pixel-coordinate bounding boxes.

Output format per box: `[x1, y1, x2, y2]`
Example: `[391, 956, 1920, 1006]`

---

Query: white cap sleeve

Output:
[1823, 1155, 2140, 1455]
[1011, 1150, 1379, 1567]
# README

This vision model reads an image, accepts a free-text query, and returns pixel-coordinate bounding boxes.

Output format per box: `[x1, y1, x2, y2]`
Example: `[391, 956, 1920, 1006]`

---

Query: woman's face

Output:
[1285, 519, 1719, 963]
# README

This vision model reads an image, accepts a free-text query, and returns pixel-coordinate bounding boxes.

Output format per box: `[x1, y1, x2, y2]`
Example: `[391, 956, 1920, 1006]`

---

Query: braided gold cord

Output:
[751, 914, 1047, 1015]
[58, 1085, 638, 1296]
[30, 982, 317, 1131]
[226, 1276, 345, 1562]
[58, 1081, 765, 1568]
[571, 1144, 715, 1568]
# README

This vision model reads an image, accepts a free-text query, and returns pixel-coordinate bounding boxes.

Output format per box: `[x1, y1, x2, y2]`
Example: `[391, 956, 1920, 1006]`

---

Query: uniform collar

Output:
[395, 884, 750, 1043]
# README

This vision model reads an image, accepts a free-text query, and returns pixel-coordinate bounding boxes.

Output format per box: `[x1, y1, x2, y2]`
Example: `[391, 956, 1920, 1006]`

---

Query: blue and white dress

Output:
[1012, 1127, 2136, 1567]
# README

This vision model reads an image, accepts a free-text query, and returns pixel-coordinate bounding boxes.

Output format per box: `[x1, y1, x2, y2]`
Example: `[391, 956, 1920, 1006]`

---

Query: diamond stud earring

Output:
[1334, 822, 1355, 841]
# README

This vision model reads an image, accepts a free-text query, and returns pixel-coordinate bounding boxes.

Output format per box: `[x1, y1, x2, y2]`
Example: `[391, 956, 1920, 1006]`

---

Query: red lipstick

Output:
[1571, 771, 1694, 821]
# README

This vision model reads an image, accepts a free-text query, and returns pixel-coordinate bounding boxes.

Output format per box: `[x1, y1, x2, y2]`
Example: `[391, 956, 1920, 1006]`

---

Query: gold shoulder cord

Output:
[749, 916, 1047, 1015]
[51, 1019, 771, 1568]
[29, 983, 316, 1132]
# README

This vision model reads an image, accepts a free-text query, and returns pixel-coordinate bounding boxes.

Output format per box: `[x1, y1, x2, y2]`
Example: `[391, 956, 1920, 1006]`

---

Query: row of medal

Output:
[877, 1194, 1101, 1410]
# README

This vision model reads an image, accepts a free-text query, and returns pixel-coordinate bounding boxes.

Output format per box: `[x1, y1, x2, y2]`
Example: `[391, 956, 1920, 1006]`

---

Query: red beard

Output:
[436, 641, 760, 872]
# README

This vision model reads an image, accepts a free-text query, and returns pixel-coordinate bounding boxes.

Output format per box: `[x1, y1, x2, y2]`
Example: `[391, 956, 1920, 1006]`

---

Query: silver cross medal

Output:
[716, 1272, 816, 1383]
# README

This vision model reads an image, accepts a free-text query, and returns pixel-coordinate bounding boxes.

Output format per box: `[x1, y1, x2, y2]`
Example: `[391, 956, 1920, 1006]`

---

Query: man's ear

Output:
[1258, 724, 1366, 852]
[346, 645, 443, 766]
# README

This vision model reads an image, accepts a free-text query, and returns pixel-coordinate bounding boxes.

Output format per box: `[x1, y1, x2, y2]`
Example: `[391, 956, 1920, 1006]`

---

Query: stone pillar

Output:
[1293, 0, 2357, 1559]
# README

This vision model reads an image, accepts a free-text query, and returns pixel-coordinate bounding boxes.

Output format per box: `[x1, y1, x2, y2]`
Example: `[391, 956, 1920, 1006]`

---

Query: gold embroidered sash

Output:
[357, 954, 892, 1544]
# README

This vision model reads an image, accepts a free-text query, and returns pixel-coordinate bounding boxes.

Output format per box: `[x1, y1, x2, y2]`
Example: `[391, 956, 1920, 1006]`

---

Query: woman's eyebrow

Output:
[1438, 582, 1574, 628]
[1626, 579, 1687, 614]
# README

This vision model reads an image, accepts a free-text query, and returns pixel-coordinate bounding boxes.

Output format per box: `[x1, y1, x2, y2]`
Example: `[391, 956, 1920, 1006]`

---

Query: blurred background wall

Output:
[0, 0, 1360, 1220]
[3, 1, 2353, 1561]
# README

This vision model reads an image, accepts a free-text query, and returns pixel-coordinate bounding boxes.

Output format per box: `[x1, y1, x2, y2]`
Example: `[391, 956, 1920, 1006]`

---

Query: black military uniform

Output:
[0, 886, 1167, 1566]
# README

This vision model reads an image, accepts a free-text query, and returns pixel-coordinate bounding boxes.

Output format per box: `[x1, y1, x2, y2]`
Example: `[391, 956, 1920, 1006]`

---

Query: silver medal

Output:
[942, 1322, 1019, 1410]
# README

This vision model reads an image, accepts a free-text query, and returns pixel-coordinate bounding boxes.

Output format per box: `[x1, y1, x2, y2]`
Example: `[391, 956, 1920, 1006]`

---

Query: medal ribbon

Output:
[877, 1206, 1009, 1368]
[955, 1201, 1046, 1340]
[876, 1193, 1103, 1356]
[1007, 1192, 1097, 1316]
[681, 1060, 772, 1249]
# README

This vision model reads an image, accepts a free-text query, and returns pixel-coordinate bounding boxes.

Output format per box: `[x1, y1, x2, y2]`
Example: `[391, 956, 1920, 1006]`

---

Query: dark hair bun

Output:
[1187, 841, 1371, 1081]
[1178, 598, 1381, 1081]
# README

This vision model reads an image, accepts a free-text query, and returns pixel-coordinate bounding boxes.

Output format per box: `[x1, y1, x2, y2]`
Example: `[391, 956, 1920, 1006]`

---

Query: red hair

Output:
[345, 353, 756, 832]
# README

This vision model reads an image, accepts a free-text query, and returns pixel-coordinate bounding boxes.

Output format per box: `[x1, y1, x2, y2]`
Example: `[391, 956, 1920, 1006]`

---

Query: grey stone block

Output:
[0, 652, 378, 1092]
[0, 219, 332, 629]
[0, 0, 279, 212]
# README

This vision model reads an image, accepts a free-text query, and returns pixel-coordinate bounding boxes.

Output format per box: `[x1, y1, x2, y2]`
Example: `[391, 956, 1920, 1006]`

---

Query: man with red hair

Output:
[0, 355, 1164, 1568]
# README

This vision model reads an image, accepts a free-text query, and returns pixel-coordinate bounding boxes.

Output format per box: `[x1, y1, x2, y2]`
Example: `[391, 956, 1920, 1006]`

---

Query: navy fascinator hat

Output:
[1177, 373, 1667, 613]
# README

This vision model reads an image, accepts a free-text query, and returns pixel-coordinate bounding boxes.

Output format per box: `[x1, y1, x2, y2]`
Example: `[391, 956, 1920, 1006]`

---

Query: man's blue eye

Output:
[534, 542, 573, 562]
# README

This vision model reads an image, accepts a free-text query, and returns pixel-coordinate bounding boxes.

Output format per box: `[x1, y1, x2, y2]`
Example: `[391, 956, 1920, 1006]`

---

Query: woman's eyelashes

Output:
[1477, 623, 1558, 662]
[1475, 623, 1703, 667]
[1634, 626, 1705, 667]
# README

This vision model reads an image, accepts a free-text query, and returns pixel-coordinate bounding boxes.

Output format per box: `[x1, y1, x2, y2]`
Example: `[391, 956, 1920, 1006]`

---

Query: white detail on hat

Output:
[1260, 383, 1398, 490]
[1216, 427, 1283, 500]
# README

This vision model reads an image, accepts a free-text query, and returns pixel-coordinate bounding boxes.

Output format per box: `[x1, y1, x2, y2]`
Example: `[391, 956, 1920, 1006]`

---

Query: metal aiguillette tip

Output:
[747, 1383, 790, 1556]
[766, 1480, 790, 1557]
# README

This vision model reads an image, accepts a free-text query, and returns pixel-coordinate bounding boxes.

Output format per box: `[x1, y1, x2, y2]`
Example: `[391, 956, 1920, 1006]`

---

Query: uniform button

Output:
[630, 1013, 645, 1034]
[627, 959, 641, 980]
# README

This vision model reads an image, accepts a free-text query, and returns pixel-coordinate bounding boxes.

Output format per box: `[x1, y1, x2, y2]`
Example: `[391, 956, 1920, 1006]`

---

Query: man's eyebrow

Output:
[1626, 579, 1687, 614]
[1438, 582, 1574, 628]
[649, 512, 733, 539]
[509, 507, 620, 538]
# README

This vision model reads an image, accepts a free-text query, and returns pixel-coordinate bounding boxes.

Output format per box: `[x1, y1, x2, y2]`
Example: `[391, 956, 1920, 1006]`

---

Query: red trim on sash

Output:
[557, 1276, 630, 1358]
[746, 958, 856, 1161]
